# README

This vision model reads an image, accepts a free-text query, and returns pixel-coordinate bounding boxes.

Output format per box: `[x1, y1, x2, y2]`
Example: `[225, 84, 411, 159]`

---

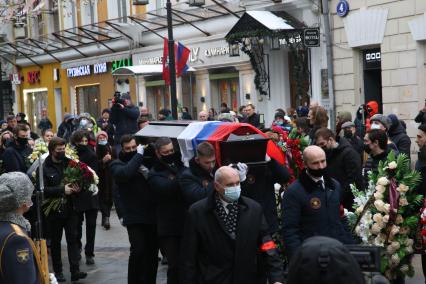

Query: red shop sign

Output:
[27, 71, 40, 84]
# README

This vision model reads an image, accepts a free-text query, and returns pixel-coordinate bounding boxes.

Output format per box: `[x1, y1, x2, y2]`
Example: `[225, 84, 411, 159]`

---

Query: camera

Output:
[346, 245, 381, 272]
[112, 91, 125, 106]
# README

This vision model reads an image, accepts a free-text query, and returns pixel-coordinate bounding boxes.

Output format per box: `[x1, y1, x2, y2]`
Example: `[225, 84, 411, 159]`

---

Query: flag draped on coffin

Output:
[177, 122, 285, 166]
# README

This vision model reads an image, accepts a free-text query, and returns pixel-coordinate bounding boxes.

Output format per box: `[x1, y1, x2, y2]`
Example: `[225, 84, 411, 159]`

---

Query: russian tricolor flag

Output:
[175, 42, 190, 77]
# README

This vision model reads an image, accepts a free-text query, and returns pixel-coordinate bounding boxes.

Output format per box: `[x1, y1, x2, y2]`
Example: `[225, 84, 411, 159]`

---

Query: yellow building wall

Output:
[18, 63, 70, 131]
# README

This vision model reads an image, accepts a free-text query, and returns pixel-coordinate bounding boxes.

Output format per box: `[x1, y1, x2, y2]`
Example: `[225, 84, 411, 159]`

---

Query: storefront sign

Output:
[304, 28, 320, 47]
[10, 73, 21, 85]
[67, 65, 91, 78]
[204, 46, 229, 57]
[279, 35, 302, 46]
[112, 58, 133, 72]
[53, 68, 60, 81]
[363, 49, 381, 70]
[94, 63, 107, 74]
[27, 71, 40, 84]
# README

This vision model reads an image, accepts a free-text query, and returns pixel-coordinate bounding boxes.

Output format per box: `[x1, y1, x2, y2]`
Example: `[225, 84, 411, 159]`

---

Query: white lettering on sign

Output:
[139, 56, 163, 65]
[94, 63, 107, 74]
[204, 46, 229, 57]
[67, 65, 91, 78]
[189, 47, 199, 63]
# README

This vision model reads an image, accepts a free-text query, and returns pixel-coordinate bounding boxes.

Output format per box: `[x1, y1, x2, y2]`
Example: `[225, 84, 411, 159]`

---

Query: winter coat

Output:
[242, 113, 261, 128]
[281, 170, 354, 259]
[96, 144, 115, 207]
[37, 118, 52, 132]
[2, 143, 32, 173]
[415, 111, 426, 125]
[388, 123, 411, 160]
[181, 192, 284, 284]
[178, 158, 215, 207]
[345, 134, 364, 162]
[57, 121, 75, 142]
[363, 150, 389, 187]
[308, 126, 321, 145]
[181, 112, 193, 120]
[148, 161, 186, 237]
[110, 105, 139, 143]
[325, 138, 364, 209]
[415, 158, 426, 197]
[110, 153, 156, 225]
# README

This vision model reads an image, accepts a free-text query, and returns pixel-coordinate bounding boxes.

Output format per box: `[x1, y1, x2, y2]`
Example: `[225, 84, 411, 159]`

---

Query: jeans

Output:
[126, 224, 159, 284]
[159, 236, 181, 284]
[77, 209, 98, 257]
[49, 213, 81, 274]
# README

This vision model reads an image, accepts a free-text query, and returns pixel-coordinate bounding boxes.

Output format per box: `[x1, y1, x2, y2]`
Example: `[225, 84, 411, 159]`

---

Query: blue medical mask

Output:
[224, 185, 241, 202]
[98, 140, 107, 146]
[370, 123, 381, 130]
[275, 120, 283, 125]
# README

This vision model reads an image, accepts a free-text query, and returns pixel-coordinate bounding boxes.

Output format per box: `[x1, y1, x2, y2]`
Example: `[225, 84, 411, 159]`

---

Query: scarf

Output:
[0, 212, 31, 233]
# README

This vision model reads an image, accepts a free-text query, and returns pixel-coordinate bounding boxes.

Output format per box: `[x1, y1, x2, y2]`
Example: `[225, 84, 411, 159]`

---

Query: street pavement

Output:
[56, 210, 425, 284]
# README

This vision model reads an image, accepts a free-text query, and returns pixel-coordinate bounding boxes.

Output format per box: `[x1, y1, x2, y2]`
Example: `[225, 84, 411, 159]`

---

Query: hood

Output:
[337, 111, 352, 123]
[366, 101, 378, 117]
[388, 114, 406, 135]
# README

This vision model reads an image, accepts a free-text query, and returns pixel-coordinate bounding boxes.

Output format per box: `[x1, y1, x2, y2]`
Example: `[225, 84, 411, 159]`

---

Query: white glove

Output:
[236, 162, 248, 182]
[50, 273, 58, 284]
[136, 144, 144, 156]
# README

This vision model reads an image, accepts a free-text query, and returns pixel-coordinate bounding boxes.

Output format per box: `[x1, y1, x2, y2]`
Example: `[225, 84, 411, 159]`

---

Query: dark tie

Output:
[317, 180, 325, 191]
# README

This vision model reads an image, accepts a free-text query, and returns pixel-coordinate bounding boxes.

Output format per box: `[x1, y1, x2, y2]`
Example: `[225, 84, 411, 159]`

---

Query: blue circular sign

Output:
[336, 0, 349, 17]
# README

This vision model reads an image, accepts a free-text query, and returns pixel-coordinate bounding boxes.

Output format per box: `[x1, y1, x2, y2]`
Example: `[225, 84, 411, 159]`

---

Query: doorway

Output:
[363, 48, 383, 113]
[76, 84, 100, 118]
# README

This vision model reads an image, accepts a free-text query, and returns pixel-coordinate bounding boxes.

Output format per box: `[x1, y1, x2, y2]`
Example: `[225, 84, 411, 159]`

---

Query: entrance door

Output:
[363, 48, 383, 113]
[213, 78, 239, 111]
[26, 90, 48, 131]
[76, 85, 100, 118]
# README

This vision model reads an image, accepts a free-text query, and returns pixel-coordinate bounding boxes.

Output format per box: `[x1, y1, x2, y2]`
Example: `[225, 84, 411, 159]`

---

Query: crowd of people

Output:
[0, 94, 426, 284]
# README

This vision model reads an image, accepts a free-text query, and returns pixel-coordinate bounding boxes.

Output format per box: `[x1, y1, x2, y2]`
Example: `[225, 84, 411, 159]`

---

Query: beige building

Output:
[329, 0, 426, 147]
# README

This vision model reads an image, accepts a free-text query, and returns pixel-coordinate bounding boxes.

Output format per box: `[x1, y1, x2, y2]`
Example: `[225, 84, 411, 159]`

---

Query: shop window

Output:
[76, 85, 101, 118]
[24, 90, 48, 132]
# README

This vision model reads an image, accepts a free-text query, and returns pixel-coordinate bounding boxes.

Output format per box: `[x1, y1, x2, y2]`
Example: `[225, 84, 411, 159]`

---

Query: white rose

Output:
[382, 215, 390, 223]
[374, 192, 384, 200]
[374, 200, 385, 211]
[374, 236, 385, 246]
[399, 198, 409, 207]
[355, 206, 364, 215]
[375, 185, 386, 194]
[355, 226, 361, 234]
[405, 239, 414, 247]
[397, 184, 409, 193]
[373, 213, 383, 223]
[387, 245, 396, 255]
[370, 223, 382, 235]
[377, 177, 390, 186]
[383, 203, 391, 214]
[391, 241, 400, 250]
[388, 161, 397, 170]
[391, 254, 400, 266]
[406, 245, 414, 254]
[400, 264, 409, 273]
[395, 214, 404, 225]
[390, 225, 400, 236]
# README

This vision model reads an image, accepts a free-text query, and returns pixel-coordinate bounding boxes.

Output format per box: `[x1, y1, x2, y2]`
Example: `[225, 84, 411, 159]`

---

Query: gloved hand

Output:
[236, 162, 248, 182]
[50, 273, 58, 284]
[136, 144, 144, 156]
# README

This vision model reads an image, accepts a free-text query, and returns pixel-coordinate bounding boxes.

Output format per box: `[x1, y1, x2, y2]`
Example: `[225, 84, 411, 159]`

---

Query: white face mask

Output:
[224, 185, 241, 202]
[370, 123, 381, 130]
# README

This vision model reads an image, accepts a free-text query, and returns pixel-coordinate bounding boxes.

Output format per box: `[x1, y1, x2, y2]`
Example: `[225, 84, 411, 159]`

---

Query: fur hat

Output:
[0, 172, 34, 213]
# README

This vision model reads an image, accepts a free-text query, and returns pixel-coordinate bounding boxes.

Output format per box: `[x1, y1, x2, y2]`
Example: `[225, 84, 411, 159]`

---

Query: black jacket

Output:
[73, 145, 99, 212]
[388, 123, 411, 160]
[148, 160, 186, 237]
[110, 105, 139, 142]
[243, 113, 261, 128]
[241, 159, 290, 233]
[416, 158, 426, 197]
[110, 153, 156, 225]
[415, 111, 426, 125]
[181, 192, 284, 284]
[37, 118, 52, 131]
[181, 112, 193, 120]
[308, 126, 321, 145]
[57, 121, 75, 142]
[363, 150, 389, 187]
[326, 138, 364, 209]
[2, 143, 32, 173]
[346, 134, 364, 160]
[281, 170, 354, 259]
[178, 158, 215, 207]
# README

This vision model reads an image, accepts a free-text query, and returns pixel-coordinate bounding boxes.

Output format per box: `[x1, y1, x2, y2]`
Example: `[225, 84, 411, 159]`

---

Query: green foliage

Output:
[403, 216, 420, 231]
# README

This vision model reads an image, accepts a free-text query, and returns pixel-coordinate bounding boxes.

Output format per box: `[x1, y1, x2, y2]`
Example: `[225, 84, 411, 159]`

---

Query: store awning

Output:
[112, 65, 196, 76]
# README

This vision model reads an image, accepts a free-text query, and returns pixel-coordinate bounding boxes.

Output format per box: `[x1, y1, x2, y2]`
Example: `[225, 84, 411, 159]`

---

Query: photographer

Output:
[110, 93, 140, 148]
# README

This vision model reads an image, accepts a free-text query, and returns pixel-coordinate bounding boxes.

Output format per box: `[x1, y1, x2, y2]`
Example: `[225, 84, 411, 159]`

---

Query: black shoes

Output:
[102, 217, 110, 230]
[86, 256, 95, 265]
[71, 271, 87, 282]
[55, 272, 66, 282]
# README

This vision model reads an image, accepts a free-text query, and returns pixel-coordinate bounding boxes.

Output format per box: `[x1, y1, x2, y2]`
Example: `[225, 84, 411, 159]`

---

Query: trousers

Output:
[77, 209, 98, 257]
[159, 236, 181, 284]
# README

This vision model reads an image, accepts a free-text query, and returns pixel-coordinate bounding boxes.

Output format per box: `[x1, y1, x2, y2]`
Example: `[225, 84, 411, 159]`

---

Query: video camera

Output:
[112, 91, 126, 106]
[346, 245, 381, 273]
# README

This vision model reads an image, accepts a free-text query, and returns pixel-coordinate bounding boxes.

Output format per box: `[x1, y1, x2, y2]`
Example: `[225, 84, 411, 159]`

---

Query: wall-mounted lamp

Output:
[245, 93, 250, 100]
[270, 36, 280, 50]
[229, 43, 240, 57]
[200, 97, 206, 103]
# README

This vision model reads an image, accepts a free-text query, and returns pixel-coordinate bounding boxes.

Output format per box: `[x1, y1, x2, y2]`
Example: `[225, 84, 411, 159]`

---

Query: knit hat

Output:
[0, 172, 34, 213]
[287, 236, 364, 284]
[370, 114, 391, 130]
[96, 131, 108, 141]
[159, 109, 171, 116]
[341, 121, 355, 129]
[274, 112, 285, 120]
[337, 111, 352, 123]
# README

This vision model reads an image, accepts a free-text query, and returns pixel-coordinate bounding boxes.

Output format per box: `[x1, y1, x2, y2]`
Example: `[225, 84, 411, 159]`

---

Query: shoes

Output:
[102, 217, 110, 230]
[55, 272, 66, 282]
[71, 271, 87, 282]
[86, 256, 95, 265]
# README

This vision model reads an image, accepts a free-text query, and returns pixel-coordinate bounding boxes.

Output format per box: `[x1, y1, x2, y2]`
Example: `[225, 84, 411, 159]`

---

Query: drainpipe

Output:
[321, 0, 336, 131]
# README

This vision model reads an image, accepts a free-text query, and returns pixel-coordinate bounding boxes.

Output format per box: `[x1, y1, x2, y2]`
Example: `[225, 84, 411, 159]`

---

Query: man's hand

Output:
[136, 144, 144, 156]
[236, 162, 248, 182]
[65, 184, 74, 195]
[102, 154, 112, 163]
[117, 103, 124, 109]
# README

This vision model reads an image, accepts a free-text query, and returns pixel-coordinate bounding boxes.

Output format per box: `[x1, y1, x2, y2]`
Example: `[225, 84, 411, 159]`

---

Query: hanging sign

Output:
[336, 0, 349, 17]
[112, 58, 133, 72]
[303, 28, 320, 47]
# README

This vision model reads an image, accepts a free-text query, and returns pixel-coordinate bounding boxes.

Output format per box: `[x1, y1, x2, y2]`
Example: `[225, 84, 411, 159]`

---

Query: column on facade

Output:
[195, 69, 211, 112]
[236, 64, 257, 107]
[136, 76, 147, 107]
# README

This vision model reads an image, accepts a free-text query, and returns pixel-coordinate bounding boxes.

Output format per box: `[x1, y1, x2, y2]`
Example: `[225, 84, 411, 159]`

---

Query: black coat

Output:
[326, 138, 364, 209]
[281, 170, 354, 259]
[241, 159, 290, 233]
[242, 113, 261, 128]
[415, 111, 426, 125]
[110, 105, 139, 142]
[96, 144, 115, 207]
[181, 112, 193, 120]
[415, 158, 426, 197]
[178, 158, 215, 207]
[57, 121, 75, 142]
[148, 161, 186, 237]
[346, 134, 364, 160]
[308, 126, 321, 145]
[389, 123, 411, 160]
[363, 150, 389, 187]
[2, 143, 32, 173]
[74, 145, 99, 212]
[110, 153, 156, 225]
[181, 192, 284, 284]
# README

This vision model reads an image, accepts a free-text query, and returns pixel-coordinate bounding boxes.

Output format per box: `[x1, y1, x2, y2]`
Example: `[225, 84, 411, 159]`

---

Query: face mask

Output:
[343, 130, 353, 139]
[119, 150, 136, 162]
[275, 120, 283, 126]
[80, 119, 88, 127]
[223, 185, 241, 202]
[370, 123, 381, 130]
[419, 146, 426, 161]
[161, 152, 179, 164]
[98, 140, 108, 146]
[307, 167, 326, 178]
[76, 144, 88, 151]
[364, 144, 372, 154]
[16, 137, 28, 146]
[55, 151, 66, 161]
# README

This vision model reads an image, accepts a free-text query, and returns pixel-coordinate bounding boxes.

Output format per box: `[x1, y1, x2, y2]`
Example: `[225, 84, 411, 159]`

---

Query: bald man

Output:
[198, 111, 209, 121]
[281, 146, 353, 259]
[181, 166, 284, 284]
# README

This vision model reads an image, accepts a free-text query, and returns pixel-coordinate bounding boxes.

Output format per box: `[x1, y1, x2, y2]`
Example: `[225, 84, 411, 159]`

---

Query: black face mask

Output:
[419, 146, 426, 162]
[54, 151, 66, 161]
[76, 144, 89, 152]
[364, 144, 372, 154]
[307, 167, 326, 178]
[119, 151, 136, 162]
[161, 152, 179, 165]
[16, 137, 28, 147]
[343, 130, 353, 139]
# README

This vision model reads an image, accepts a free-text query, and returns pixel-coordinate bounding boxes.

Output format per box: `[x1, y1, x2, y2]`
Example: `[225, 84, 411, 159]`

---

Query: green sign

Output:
[112, 58, 133, 73]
